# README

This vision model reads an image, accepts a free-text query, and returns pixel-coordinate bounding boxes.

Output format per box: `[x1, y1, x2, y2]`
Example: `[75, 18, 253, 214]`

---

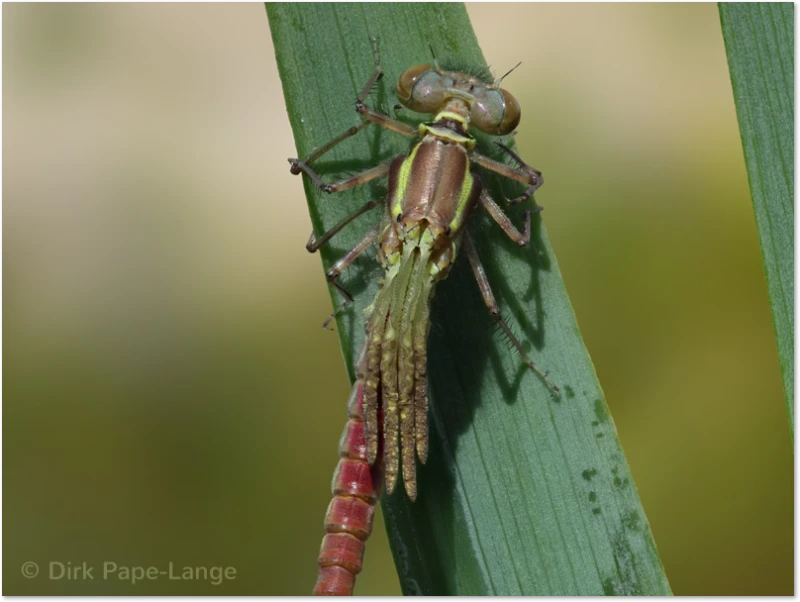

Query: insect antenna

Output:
[494, 61, 522, 86]
[428, 43, 440, 70]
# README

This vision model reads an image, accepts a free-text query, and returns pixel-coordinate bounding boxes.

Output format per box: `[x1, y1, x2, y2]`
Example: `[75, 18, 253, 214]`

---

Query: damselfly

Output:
[288, 39, 557, 596]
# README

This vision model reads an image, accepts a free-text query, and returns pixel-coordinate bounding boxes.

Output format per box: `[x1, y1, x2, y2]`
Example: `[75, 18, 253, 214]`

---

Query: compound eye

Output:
[396, 65, 445, 113]
[496, 89, 521, 135]
[396, 64, 434, 105]
[471, 87, 521, 135]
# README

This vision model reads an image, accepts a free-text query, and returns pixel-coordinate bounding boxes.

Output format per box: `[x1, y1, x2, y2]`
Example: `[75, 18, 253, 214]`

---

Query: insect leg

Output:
[355, 35, 417, 139]
[288, 98, 415, 186]
[289, 121, 372, 177]
[471, 144, 543, 205]
[355, 103, 417, 139]
[478, 189, 537, 247]
[320, 226, 380, 330]
[306, 199, 381, 253]
[289, 38, 386, 176]
[289, 38, 414, 188]
[463, 232, 559, 392]
[289, 157, 392, 195]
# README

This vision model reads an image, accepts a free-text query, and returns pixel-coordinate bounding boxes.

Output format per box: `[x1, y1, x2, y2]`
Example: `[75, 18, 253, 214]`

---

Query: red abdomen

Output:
[313, 379, 383, 595]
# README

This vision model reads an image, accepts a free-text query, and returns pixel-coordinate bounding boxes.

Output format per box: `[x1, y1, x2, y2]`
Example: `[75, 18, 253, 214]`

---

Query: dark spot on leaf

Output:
[582, 468, 597, 481]
[622, 510, 641, 532]
[595, 433, 604, 439]
[592, 507, 602, 515]
[588, 491, 597, 503]
[564, 385, 575, 399]
[594, 399, 608, 424]
[591, 420, 599, 427]
[613, 474, 630, 490]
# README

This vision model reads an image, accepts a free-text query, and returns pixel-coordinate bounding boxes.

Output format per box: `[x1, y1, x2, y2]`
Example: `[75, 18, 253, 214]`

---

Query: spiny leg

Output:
[463, 233, 559, 393]
[290, 158, 392, 195]
[355, 35, 417, 139]
[471, 144, 543, 206]
[306, 199, 380, 253]
[289, 121, 370, 176]
[289, 113, 413, 194]
[355, 103, 416, 139]
[496, 143, 544, 205]
[288, 39, 385, 175]
[296, 158, 390, 318]
[478, 189, 539, 247]
[320, 227, 380, 330]
[288, 37, 415, 192]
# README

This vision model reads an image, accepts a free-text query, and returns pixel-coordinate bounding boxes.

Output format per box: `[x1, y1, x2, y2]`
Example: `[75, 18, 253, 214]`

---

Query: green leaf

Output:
[267, 3, 671, 595]
[718, 3, 794, 435]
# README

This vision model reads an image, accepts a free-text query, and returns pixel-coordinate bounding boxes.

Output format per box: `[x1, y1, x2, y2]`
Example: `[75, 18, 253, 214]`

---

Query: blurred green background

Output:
[3, 3, 792, 595]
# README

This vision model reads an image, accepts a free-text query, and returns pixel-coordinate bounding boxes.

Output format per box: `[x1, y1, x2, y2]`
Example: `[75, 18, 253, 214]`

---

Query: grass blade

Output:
[719, 3, 794, 433]
[267, 3, 671, 595]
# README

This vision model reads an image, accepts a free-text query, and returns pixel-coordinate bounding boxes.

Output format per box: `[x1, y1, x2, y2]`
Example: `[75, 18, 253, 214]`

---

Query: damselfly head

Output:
[396, 65, 521, 136]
